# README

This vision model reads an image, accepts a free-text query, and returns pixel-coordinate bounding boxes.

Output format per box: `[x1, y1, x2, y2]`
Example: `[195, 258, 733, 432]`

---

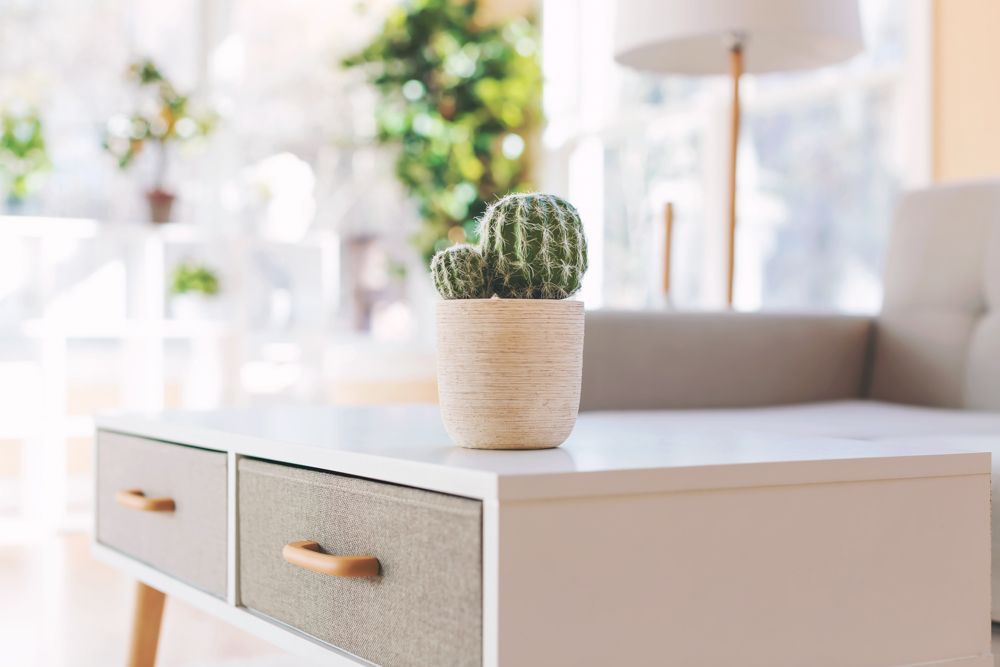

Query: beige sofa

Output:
[581, 179, 1000, 616]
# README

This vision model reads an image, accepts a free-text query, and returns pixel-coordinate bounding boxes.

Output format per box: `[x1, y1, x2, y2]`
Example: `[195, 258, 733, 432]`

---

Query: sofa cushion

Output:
[869, 180, 1000, 409]
[586, 400, 1000, 440]
[581, 311, 872, 411]
[965, 222, 1000, 410]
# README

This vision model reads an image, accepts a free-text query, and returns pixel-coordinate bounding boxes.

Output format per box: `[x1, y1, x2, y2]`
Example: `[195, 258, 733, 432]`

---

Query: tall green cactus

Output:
[480, 193, 587, 299]
[430, 193, 588, 300]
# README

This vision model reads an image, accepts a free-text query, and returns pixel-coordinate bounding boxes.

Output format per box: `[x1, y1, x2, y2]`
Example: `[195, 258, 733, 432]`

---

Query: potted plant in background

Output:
[0, 107, 50, 213]
[342, 0, 542, 263]
[103, 59, 215, 224]
[170, 261, 221, 320]
[432, 192, 587, 450]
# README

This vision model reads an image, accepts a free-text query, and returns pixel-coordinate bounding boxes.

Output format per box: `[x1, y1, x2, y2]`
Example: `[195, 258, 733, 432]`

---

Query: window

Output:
[541, 0, 931, 313]
[0, 1, 384, 534]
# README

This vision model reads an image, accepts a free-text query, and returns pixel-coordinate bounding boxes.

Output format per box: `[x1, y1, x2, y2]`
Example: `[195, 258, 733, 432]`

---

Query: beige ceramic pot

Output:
[436, 298, 584, 450]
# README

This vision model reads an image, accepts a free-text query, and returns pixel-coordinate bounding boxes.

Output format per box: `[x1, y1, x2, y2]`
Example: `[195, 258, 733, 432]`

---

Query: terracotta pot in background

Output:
[146, 189, 176, 224]
[436, 298, 585, 450]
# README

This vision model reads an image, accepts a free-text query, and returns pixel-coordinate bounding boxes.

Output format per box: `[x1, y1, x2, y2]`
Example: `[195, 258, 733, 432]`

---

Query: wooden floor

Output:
[0, 533, 316, 667]
[2, 533, 997, 666]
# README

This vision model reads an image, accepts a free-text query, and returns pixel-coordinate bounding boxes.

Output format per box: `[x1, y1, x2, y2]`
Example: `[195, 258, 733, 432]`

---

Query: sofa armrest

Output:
[580, 310, 874, 411]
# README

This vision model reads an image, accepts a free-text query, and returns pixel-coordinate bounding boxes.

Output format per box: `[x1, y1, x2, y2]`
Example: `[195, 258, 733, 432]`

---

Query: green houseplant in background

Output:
[433, 192, 588, 450]
[104, 59, 215, 224]
[0, 108, 51, 211]
[169, 261, 221, 320]
[170, 262, 220, 296]
[343, 0, 542, 262]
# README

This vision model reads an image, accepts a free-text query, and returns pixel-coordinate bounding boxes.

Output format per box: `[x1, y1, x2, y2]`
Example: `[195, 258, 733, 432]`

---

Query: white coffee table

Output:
[94, 405, 992, 667]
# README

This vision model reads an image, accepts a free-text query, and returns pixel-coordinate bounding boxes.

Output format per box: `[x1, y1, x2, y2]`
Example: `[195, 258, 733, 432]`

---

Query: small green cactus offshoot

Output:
[430, 193, 588, 300]
[431, 244, 487, 300]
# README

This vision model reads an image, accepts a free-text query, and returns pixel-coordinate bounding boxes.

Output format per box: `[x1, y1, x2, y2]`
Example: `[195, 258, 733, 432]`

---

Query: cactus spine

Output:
[430, 193, 588, 300]
[431, 244, 486, 300]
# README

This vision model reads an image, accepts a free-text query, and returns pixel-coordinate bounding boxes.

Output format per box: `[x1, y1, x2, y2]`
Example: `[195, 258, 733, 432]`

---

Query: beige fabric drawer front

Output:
[239, 458, 482, 667]
[96, 431, 227, 598]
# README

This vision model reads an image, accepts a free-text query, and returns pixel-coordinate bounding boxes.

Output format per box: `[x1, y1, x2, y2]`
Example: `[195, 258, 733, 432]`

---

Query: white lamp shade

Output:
[614, 0, 864, 75]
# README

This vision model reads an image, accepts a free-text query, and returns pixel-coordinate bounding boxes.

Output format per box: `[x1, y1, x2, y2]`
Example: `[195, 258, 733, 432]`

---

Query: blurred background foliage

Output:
[343, 0, 542, 262]
[103, 58, 216, 189]
[0, 108, 50, 205]
[170, 261, 221, 296]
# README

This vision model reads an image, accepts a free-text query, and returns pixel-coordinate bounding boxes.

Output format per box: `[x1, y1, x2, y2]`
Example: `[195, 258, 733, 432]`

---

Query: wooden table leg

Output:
[127, 582, 166, 667]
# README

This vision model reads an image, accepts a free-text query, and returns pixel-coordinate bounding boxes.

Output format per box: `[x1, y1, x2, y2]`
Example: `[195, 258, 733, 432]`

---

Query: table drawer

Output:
[96, 431, 228, 597]
[238, 458, 482, 667]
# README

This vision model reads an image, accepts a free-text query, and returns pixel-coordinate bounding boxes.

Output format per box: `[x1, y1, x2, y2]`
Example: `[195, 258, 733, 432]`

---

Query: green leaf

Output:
[342, 0, 541, 262]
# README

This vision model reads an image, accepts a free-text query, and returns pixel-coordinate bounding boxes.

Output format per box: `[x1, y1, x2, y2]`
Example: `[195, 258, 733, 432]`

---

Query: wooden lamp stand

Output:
[726, 41, 743, 307]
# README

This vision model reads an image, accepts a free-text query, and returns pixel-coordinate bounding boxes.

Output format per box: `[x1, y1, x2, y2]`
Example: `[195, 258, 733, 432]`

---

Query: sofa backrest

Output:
[580, 311, 872, 411]
[869, 180, 1000, 410]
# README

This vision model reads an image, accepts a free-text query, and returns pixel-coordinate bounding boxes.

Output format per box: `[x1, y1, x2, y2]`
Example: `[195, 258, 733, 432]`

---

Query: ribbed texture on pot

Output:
[436, 298, 584, 449]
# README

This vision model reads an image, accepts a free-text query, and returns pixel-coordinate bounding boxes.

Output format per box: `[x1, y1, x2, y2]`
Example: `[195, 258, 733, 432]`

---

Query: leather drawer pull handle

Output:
[282, 540, 380, 578]
[115, 489, 176, 513]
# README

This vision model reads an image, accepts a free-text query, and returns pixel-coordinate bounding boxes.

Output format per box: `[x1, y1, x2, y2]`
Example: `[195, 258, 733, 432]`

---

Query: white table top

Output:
[97, 404, 989, 501]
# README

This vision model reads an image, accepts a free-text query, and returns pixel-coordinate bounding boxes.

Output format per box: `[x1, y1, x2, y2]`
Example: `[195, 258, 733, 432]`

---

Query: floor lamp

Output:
[613, 0, 863, 306]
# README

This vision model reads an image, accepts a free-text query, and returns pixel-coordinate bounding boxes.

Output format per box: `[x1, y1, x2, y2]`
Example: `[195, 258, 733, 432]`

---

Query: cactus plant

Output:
[480, 193, 587, 299]
[431, 244, 487, 300]
[430, 193, 587, 300]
